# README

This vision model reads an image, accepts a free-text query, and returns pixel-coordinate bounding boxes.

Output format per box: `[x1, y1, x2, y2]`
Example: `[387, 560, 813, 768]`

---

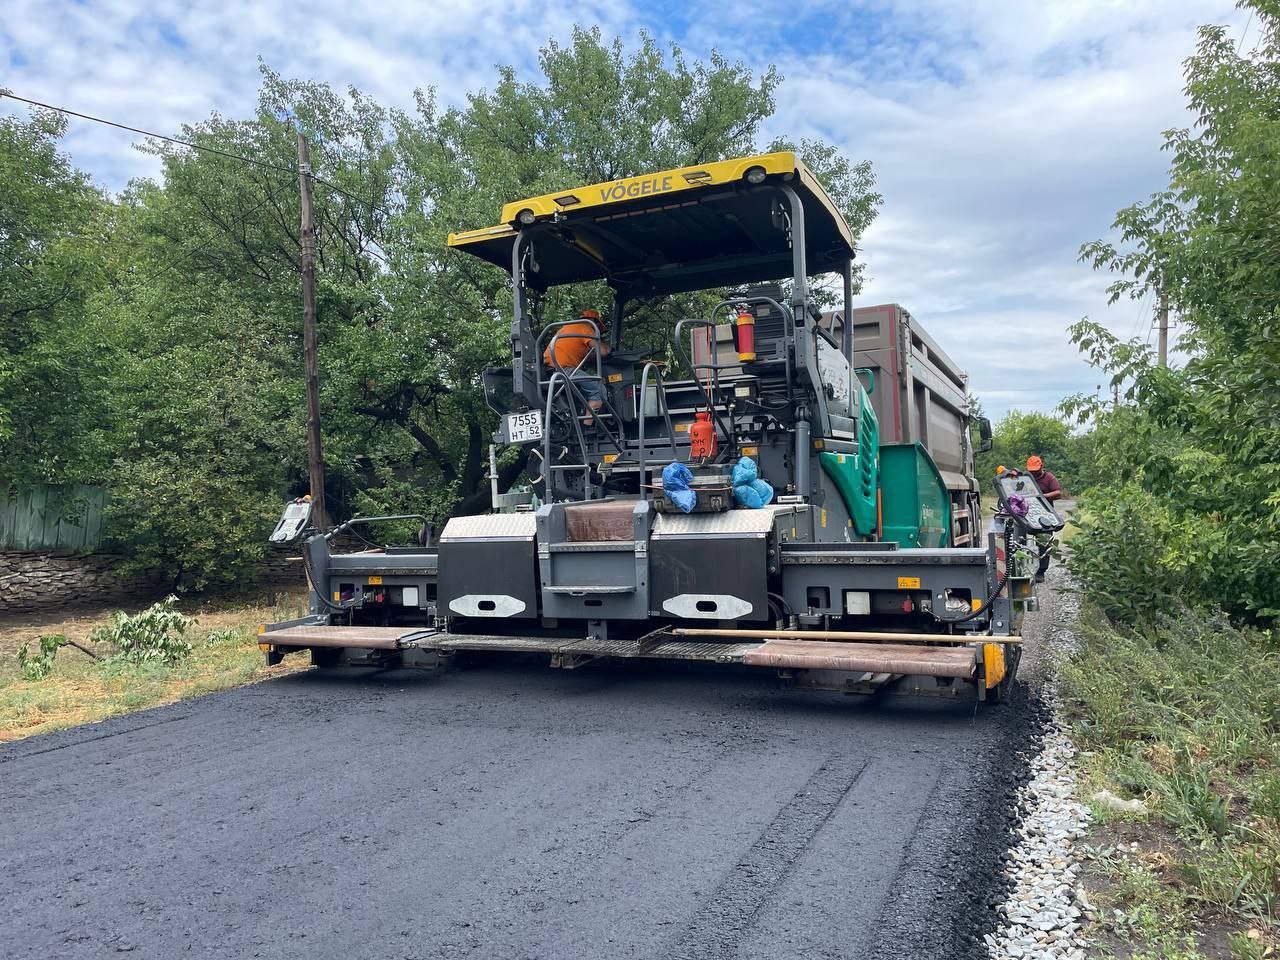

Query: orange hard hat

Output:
[579, 309, 601, 321]
[1026, 455, 1043, 472]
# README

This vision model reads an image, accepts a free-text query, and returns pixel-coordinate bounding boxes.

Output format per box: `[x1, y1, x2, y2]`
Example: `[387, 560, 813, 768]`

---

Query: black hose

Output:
[950, 526, 1015, 625]
[301, 545, 363, 614]
[767, 591, 793, 623]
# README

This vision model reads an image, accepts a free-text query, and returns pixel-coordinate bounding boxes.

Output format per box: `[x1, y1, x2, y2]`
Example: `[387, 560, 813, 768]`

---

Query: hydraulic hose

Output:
[950, 525, 1015, 625]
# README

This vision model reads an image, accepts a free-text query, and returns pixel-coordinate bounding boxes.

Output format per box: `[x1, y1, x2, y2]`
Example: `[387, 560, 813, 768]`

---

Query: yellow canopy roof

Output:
[447, 151, 855, 296]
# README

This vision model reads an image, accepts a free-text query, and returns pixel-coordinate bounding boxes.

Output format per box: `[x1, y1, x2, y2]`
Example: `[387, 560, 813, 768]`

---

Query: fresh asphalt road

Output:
[0, 618, 1049, 959]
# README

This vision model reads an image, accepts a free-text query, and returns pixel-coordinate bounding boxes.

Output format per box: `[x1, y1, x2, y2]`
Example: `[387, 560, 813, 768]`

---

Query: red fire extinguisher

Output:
[690, 410, 717, 459]
[734, 306, 756, 363]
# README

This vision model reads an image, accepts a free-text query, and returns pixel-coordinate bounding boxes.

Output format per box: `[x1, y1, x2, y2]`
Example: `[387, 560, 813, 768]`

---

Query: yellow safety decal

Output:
[603, 453, 619, 463]
[983, 643, 1007, 689]
[897, 576, 921, 589]
[258, 642, 271, 652]
[332, 591, 341, 602]
[821, 508, 827, 528]
[741, 446, 758, 456]
[367, 576, 383, 585]
[606, 373, 623, 383]
[813, 439, 825, 450]
[257, 623, 266, 635]
[675, 423, 689, 432]
[971, 598, 983, 611]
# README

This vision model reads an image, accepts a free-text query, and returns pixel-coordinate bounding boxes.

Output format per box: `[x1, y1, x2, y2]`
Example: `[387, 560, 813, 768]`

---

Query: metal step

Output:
[543, 585, 635, 595]
[547, 541, 635, 553]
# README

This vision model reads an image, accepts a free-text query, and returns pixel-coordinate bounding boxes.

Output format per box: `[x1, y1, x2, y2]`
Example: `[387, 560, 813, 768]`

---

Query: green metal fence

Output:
[0, 484, 107, 551]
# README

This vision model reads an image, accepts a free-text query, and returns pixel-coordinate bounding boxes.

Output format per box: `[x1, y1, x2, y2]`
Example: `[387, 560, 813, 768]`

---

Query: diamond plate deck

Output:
[438, 512, 538, 541]
[651, 504, 800, 538]
[432, 634, 571, 653]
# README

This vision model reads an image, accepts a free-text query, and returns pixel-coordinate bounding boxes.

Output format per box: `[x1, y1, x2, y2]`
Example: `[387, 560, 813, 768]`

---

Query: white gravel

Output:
[987, 716, 1093, 960]
[988, 567, 1095, 960]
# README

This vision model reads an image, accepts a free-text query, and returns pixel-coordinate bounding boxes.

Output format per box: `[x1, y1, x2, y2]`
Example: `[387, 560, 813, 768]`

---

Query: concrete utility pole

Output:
[297, 132, 328, 530]
[1157, 289, 1170, 368]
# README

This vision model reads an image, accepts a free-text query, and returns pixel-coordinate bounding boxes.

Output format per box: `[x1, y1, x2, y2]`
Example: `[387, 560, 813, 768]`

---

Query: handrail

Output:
[637, 361, 680, 487]
[674, 317, 735, 460]
[541, 372, 590, 501]
[538, 322, 631, 502]
[543, 322, 627, 457]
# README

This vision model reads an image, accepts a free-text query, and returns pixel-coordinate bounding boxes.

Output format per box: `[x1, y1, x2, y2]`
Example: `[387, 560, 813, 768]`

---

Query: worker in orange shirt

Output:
[544, 309, 610, 417]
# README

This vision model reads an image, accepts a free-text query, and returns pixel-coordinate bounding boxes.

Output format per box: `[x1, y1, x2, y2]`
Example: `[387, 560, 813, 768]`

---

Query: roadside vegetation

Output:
[0, 30, 880, 592]
[0, 593, 308, 742]
[1053, 4, 1280, 955]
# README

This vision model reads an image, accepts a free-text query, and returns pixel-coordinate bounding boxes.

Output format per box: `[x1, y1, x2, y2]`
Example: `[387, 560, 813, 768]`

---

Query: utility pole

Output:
[297, 132, 327, 530]
[1157, 288, 1170, 368]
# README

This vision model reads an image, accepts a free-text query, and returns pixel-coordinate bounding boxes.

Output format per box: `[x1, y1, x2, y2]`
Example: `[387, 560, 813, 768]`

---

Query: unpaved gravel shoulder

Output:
[984, 558, 1099, 960]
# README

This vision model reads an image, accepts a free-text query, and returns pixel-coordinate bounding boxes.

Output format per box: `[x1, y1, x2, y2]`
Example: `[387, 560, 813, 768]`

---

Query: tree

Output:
[975, 410, 1082, 491]
[0, 31, 880, 589]
[0, 109, 115, 487]
[1070, 1, 1280, 621]
[118, 31, 881, 532]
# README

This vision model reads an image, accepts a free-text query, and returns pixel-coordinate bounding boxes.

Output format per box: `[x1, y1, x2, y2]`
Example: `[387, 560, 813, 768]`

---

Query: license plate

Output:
[506, 410, 543, 443]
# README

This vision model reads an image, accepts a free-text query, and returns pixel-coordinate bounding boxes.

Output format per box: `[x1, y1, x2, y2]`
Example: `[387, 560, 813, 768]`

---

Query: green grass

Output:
[1060, 605, 1280, 953]
[0, 593, 310, 742]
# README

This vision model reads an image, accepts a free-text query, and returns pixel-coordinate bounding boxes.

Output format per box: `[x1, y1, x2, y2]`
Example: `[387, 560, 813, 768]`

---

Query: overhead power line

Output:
[0, 90, 389, 218]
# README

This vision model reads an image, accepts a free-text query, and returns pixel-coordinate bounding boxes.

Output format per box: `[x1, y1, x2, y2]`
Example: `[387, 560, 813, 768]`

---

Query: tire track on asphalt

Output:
[663, 754, 869, 960]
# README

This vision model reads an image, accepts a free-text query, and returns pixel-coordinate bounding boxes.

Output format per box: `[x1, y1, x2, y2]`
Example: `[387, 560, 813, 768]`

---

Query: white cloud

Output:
[2, 0, 1242, 417]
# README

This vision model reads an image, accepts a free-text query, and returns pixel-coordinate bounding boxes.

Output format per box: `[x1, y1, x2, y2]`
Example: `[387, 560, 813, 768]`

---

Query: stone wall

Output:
[0, 550, 306, 617]
[0, 551, 168, 616]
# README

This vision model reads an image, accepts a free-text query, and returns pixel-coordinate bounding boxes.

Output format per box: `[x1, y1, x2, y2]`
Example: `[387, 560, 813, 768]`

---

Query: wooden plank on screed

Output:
[671, 627, 1020, 645]
[741, 639, 977, 678]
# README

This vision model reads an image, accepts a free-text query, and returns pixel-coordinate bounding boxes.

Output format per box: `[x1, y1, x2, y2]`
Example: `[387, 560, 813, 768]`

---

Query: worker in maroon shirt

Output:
[1026, 456, 1062, 503]
[1026, 456, 1062, 580]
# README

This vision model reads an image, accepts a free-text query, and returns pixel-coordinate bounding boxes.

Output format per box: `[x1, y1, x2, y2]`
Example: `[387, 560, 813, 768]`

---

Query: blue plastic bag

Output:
[731, 457, 774, 509]
[661, 461, 697, 513]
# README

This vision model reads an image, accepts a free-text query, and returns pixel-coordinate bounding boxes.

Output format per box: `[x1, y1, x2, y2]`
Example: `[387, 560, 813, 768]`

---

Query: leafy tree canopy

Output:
[0, 30, 881, 589]
[1069, 1, 1280, 622]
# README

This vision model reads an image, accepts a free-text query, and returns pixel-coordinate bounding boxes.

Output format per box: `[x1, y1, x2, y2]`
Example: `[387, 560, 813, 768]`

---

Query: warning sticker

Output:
[896, 576, 921, 589]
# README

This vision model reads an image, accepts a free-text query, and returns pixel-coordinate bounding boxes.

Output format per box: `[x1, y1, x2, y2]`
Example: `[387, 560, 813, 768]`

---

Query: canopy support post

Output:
[842, 259, 854, 358]
[511, 229, 540, 410]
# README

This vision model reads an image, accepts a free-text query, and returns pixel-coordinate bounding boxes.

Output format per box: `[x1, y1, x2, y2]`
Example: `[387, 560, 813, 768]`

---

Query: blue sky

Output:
[1, 0, 1247, 419]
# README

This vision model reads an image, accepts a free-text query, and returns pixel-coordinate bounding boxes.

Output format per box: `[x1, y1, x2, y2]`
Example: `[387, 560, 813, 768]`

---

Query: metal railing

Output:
[637, 361, 680, 488]
[536, 320, 628, 501]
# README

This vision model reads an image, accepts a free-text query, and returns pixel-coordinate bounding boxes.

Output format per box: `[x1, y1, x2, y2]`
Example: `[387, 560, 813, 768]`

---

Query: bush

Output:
[91, 596, 195, 665]
[16, 634, 66, 681]
[1067, 482, 1243, 624]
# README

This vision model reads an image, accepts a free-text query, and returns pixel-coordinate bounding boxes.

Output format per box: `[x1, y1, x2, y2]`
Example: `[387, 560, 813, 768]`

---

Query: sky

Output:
[1, 0, 1248, 419]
